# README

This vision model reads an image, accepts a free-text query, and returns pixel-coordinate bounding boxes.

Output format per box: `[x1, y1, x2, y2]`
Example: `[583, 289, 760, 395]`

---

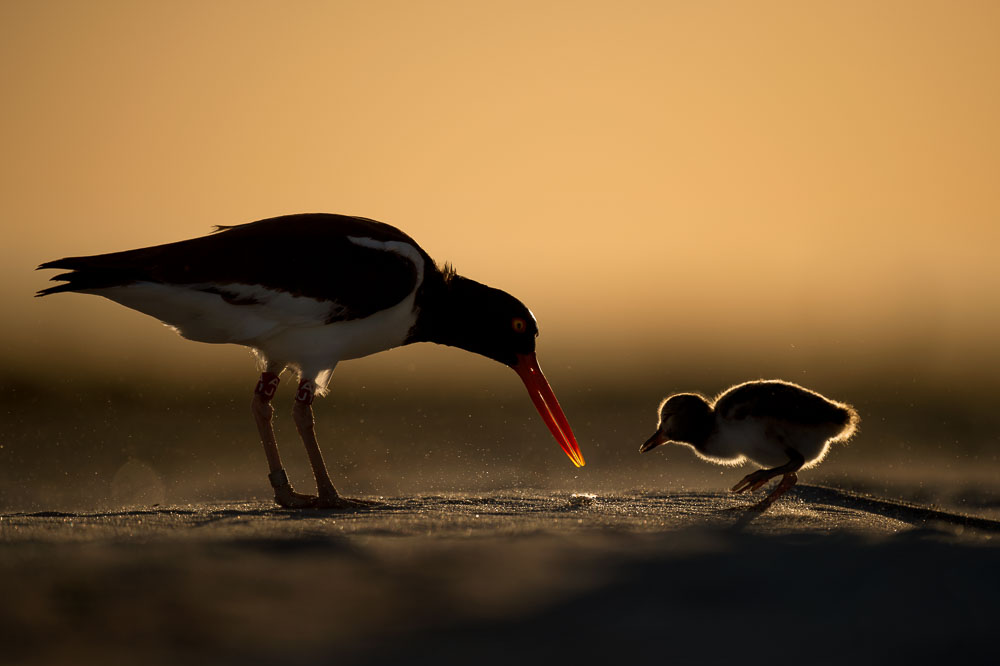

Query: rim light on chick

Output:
[641, 379, 858, 511]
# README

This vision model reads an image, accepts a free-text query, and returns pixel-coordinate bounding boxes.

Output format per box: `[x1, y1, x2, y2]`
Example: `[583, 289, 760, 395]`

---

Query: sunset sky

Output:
[3, 1, 998, 389]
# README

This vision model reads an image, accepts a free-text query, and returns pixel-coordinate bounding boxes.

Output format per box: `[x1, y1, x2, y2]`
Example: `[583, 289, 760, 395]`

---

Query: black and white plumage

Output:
[38, 213, 585, 508]
[640, 379, 859, 510]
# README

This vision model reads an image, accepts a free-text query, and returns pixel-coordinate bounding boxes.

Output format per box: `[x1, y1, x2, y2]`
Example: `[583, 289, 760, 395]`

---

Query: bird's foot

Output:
[273, 484, 319, 509]
[745, 498, 776, 513]
[313, 488, 378, 510]
[731, 469, 777, 494]
[268, 468, 318, 508]
[720, 497, 777, 515]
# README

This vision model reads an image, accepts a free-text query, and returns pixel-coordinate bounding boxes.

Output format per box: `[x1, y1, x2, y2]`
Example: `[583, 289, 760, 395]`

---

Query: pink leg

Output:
[291, 379, 339, 504]
[251, 371, 316, 508]
[291, 379, 372, 509]
[747, 472, 799, 512]
[731, 449, 805, 494]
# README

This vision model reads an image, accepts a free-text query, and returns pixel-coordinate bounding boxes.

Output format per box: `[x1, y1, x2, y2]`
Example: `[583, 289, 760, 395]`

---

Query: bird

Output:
[639, 379, 858, 511]
[37, 213, 586, 509]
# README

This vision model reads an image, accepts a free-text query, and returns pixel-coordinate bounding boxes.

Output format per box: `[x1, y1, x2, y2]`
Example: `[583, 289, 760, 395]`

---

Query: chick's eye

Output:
[511, 317, 526, 333]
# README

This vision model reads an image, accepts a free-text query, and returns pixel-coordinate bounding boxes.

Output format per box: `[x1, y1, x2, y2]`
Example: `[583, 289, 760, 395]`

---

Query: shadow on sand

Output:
[2, 486, 999, 666]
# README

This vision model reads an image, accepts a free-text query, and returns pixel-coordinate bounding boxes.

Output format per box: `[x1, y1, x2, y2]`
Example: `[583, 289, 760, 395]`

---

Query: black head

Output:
[419, 274, 539, 367]
[411, 271, 586, 468]
[640, 393, 714, 452]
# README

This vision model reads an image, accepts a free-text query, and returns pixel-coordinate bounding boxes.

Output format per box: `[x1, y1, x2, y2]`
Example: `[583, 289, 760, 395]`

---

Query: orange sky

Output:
[2, 1, 998, 387]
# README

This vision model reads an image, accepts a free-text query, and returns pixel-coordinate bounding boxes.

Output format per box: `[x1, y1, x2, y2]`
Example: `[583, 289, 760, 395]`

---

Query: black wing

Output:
[714, 380, 852, 427]
[37, 213, 431, 322]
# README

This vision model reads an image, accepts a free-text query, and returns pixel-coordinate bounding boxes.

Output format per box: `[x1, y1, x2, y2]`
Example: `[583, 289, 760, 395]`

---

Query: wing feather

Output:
[37, 213, 428, 321]
[714, 381, 851, 427]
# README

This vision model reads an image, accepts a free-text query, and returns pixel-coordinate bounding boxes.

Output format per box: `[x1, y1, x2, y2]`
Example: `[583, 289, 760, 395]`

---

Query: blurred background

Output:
[2, 1, 998, 511]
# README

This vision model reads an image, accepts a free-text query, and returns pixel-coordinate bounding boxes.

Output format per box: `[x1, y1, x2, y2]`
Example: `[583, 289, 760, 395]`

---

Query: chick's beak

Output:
[513, 353, 585, 467]
[640, 431, 668, 453]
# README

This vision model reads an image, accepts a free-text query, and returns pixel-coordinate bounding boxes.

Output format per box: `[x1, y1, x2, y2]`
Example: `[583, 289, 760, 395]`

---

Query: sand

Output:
[2, 485, 998, 666]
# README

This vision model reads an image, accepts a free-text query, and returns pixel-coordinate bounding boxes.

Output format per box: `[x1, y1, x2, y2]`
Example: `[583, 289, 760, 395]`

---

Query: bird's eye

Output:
[511, 317, 526, 333]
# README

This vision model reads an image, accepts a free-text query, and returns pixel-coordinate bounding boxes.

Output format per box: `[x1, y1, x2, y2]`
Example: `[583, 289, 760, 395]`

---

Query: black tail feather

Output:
[35, 256, 145, 297]
[36, 282, 83, 297]
[37, 258, 78, 271]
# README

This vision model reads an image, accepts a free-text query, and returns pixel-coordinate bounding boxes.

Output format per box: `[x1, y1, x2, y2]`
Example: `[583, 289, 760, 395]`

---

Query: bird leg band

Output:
[268, 468, 290, 489]
[254, 372, 280, 402]
[295, 379, 316, 405]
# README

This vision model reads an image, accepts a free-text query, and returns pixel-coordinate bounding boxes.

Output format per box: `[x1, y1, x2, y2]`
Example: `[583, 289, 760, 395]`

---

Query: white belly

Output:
[89, 281, 420, 384]
[255, 289, 419, 373]
[87, 235, 426, 384]
[701, 418, 838, 469]
[90, 282, 297, 344]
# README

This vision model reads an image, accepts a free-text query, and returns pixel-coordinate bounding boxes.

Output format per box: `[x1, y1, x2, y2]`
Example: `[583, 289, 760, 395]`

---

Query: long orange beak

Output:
[513, 352, 585, 467]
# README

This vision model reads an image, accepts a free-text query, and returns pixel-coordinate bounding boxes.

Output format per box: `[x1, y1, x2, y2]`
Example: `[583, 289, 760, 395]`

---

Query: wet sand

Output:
[3, 485, 998, 666]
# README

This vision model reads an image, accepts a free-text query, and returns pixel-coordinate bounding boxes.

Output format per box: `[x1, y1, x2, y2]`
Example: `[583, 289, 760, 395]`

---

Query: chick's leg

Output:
[747, 472, 798, 512]
[731, 448, 805, 495]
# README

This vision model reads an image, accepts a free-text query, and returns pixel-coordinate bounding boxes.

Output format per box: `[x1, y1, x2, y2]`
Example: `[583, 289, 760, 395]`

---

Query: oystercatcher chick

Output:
[640, 379, 858, 511]
[37, 213, 585, 509]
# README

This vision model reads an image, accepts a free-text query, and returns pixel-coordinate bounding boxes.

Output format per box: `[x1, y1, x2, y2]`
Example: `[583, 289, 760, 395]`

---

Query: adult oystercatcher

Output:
[640, 379, 858, 511]
[37, 213, 585, 508]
